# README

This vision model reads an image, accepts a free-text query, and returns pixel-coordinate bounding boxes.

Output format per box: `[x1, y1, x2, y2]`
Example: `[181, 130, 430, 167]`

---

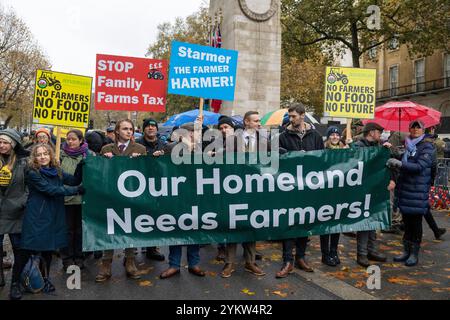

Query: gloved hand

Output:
[386, 158, 402, 169]
[77, 185, 86, 195]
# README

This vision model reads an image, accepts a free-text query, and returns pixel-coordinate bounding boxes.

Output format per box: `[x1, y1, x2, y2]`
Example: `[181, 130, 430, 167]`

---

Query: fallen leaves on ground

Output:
[224, 284, 230, 289]
[394, 295, 412, 300]
[387, 240, 402, 247]
[354, 281, 366, 288]
[341, 266, 350, 272]
[208, 259, 224, 265]
[432, 287, 450, 293]
[207, 271, 217, 277]
[383, 263, 402, 268]
[421, 279, 440, 285]
[325, 271, 347, 280]
[269, 253, 282, 262]
[388, 250, 403, 255]
[241, 288, 255, 296]
[276, 283, 290, 290]
[387, 276, 418, 285]
[272, 290, 288, 298]
[138, 280, 153, 287]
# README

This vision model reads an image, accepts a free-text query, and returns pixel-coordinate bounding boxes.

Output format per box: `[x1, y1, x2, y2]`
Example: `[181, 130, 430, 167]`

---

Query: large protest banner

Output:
[33, 70, 92, 128]
[323, 67, 376, 119]
[82, 148, 390, 251]
[168, 41, 238, 101]
[95, 54, 167, 112]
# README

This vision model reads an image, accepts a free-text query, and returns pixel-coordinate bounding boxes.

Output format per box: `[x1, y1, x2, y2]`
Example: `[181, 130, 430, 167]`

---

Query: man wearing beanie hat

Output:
[135, 119, 166, 261]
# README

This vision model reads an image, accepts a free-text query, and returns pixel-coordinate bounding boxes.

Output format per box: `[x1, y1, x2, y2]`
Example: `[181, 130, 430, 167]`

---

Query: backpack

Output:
[20, 255, 46, 293]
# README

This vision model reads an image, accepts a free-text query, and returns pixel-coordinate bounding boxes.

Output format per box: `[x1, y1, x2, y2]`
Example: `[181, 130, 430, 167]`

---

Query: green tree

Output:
[282, 0, 450, 68]
[146, 4, 210, 120]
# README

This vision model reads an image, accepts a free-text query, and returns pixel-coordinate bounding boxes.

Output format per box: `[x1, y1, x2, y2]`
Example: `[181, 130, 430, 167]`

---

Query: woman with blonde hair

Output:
[9, 143, 84, 300]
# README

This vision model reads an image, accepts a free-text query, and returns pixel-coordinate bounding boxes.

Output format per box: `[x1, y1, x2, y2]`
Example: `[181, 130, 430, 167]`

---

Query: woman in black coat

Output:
[0, 129, 29, 287]
[387, 120, 434, 266]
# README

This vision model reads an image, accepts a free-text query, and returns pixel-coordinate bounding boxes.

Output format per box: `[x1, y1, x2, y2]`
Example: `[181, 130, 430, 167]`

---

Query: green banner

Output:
[82, 147, 391, 251]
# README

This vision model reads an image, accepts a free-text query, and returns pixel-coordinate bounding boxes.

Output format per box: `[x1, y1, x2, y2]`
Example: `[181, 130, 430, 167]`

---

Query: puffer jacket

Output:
[396, 137, 434, 215]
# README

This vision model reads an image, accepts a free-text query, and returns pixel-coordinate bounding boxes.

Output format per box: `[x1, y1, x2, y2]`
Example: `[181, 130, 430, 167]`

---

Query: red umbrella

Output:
[363, 101, 441, 132]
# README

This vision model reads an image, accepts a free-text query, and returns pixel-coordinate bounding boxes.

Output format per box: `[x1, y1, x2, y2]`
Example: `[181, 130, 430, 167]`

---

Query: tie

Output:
[119, 144, 126, 153]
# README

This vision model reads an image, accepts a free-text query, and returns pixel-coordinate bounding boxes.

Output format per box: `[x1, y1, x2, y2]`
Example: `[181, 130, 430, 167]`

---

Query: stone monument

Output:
[209, 0, 281, 116]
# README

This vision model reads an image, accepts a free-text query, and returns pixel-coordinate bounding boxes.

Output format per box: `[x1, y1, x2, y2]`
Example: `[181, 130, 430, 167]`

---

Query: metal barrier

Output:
[435, 158, 450, 187]
[430, 158, 450, 210]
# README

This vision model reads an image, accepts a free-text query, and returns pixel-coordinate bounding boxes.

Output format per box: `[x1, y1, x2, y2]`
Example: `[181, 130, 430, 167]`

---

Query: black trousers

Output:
[60, 205, 83, 262]
[402, 214, 423, 243]
[320, 234, 340, 254]
[424, 209, 440, 234]
[12, 250, 53, 283]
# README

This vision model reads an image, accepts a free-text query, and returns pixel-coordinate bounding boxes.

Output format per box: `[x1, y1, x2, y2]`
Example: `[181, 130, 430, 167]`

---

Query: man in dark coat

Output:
[276, 103, 324, 278]
[135, 118, 166, 261]
[353, 122, 390, 267]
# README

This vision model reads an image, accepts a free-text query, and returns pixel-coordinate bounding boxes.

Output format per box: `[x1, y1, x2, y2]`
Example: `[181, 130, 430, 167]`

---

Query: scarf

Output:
[39, 166, 58, 177]
[402, 134, 425, 162]
[62, 142, 88, 158]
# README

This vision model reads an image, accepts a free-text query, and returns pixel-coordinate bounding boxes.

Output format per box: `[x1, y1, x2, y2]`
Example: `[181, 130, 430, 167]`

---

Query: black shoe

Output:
[405, 242, 420, 267]
[9, 282, 22, 300]
[145, 247, 165, 261]
[321, 254, 337, 266]
[367, 251, 387, 262]
[393, 241, 410, 262]
[434, 228, 446, 240]
[329, 250, 340, 265]
[357, 255, 370, 267]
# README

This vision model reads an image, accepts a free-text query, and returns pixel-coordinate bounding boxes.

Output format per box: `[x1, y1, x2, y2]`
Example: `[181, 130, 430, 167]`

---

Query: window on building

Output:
[388, 36, 399, 50]
[368, 42, 377, 59]
[445, 53, 450, 87]
[415, 59, 425, 92]
[389, 65, 398, 96]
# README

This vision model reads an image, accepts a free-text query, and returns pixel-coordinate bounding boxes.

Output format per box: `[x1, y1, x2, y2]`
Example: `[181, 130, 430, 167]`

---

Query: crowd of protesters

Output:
[0, 103, 447, 300]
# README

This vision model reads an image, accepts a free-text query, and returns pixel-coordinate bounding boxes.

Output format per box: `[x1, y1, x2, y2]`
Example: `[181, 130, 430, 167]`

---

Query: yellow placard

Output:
[33, 70, 93, 128]
[52, 126, 86, 139]
[323, 67, 376, 119]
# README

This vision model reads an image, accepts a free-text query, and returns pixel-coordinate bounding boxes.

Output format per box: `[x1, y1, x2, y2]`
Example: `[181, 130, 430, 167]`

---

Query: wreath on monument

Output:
[238, 0, 278, 22]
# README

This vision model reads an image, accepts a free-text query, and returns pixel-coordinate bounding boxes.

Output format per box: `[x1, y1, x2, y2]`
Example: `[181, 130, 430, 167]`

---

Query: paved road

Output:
[0, 211, 448, 300]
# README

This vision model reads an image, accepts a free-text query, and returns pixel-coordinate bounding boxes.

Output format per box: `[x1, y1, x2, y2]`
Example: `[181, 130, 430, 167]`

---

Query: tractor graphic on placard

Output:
[38, 71, 62, 90]
[147, 69, 165, 80]
[327, 68, 349, 85]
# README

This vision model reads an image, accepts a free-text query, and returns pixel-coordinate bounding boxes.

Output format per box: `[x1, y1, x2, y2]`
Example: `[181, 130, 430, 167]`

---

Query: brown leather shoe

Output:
[295, 258, 314, 272]
[125, 257, 141, 279]
[188, 266, 206, 277]
[160, 267, 180, 279]
[244, 263, 266, 276]
[95, 259, 112, 283]
[221, 263, 235, 278]
[275, 262, 294, 278]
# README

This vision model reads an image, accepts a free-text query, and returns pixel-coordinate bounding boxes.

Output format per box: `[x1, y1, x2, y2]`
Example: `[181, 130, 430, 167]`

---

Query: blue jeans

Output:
[168, 245, 200, 269]
[0, 233, 21, 250]
[282, 237, 308, 263]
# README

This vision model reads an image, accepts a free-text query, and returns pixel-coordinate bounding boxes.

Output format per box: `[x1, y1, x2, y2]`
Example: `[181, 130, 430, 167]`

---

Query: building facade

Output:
[360, 41, 450, 132]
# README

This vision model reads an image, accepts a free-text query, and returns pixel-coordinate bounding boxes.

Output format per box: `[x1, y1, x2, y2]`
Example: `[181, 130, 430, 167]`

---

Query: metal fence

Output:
[435, 158, 450, 187]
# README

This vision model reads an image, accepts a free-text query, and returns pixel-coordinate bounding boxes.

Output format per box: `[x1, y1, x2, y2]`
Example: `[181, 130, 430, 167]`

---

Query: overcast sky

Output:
[3, 0, 206, 78]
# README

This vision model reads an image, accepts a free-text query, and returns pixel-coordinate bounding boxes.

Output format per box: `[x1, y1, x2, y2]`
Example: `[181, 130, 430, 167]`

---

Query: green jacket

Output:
[60, 150, 84, 205]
